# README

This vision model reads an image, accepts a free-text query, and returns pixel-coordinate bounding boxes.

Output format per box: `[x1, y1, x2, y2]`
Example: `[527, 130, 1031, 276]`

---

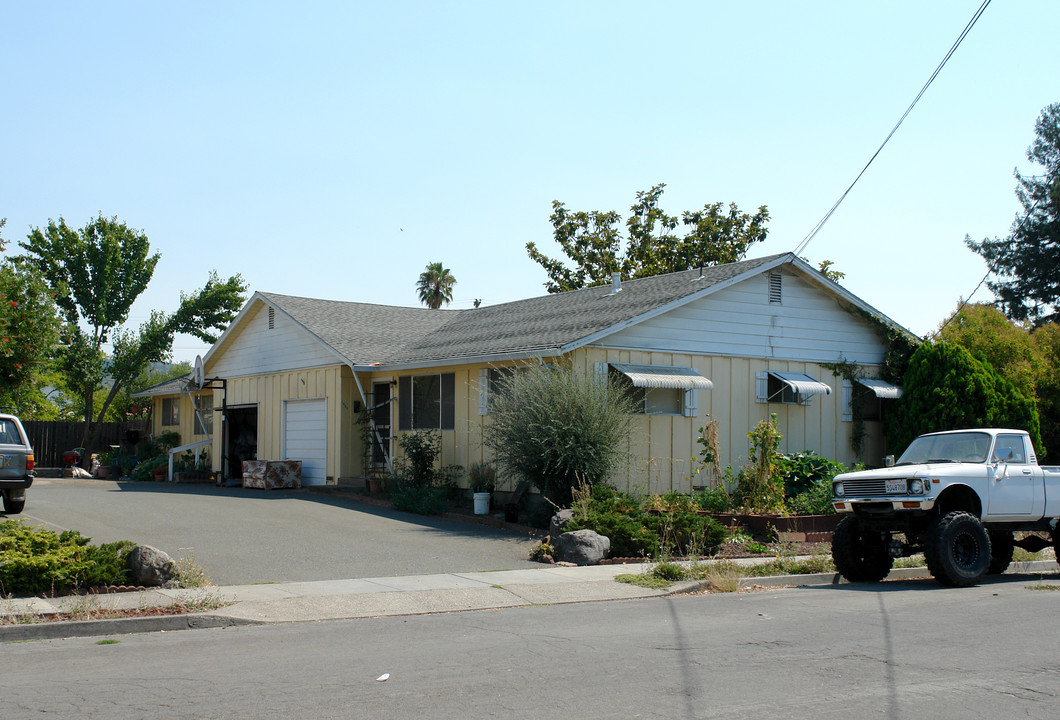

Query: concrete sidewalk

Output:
[3, 559, 1057, 642]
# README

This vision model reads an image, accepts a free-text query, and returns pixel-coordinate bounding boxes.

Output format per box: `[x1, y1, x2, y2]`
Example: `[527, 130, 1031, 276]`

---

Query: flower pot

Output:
[367, 477, 383, 493]
[473, 492, 491, 515]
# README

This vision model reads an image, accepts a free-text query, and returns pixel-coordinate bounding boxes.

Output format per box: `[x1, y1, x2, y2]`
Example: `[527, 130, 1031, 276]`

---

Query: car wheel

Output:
[925, 511, 990, 587]
[2, 494, 25, 514]
[832, 515, 893, 582]
[986, 528, 1014, 574]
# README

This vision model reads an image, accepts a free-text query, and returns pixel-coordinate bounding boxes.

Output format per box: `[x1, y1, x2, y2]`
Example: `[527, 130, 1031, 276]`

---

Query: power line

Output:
[794, 0, 992, 256]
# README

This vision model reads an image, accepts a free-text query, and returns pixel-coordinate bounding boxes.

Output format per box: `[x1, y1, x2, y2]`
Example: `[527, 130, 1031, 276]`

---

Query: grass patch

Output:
[616, 573, 672, 590]
[95, 639, 120, 645]
[1026, 580, 1060, 591]
[174, 555, 211, 588]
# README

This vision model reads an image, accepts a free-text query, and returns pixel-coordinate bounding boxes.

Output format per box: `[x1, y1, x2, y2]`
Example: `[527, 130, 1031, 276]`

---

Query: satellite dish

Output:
[194, 355, 206, 389]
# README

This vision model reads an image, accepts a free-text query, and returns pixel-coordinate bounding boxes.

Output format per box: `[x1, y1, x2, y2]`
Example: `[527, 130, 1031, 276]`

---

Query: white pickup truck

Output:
[830, 428, 1060, 586]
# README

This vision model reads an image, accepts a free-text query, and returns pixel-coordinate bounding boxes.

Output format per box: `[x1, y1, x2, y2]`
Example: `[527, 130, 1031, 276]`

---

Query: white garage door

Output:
[284, 398, 326, 486]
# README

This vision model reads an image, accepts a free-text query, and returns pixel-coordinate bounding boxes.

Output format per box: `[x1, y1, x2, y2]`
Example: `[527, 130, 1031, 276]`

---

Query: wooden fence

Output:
[21, 421, 148, 467]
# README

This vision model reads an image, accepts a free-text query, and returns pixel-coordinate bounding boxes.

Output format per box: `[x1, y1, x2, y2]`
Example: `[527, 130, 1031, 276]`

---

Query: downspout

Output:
[351, 367, 393, 475]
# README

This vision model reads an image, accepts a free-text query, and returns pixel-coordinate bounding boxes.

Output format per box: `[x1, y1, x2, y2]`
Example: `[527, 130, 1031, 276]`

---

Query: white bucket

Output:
[473, 492, 491, 515]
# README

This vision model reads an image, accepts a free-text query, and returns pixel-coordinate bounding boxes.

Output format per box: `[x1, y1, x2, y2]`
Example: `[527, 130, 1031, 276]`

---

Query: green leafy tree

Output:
[967, 102, 1060, 323]
[17, 214, 247, 455]
[0, 218, 64, 416]
[887, 341, 1041, 455]
[481, 363, 634, 506]
[416, 262, 456, 309]
[526, 184, 769, 293]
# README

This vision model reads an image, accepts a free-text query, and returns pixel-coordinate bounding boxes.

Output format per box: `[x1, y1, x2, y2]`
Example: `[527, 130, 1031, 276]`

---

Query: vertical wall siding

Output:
[574, 347, 874, 496]
[218, 366, 347, 481]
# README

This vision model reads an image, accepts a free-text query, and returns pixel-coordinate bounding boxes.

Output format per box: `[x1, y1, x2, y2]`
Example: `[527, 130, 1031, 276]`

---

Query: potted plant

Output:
[468, 462, 496, 515]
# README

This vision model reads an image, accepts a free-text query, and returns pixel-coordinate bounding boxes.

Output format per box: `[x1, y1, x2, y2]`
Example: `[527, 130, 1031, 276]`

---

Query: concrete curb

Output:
[0, 612, 262, 643]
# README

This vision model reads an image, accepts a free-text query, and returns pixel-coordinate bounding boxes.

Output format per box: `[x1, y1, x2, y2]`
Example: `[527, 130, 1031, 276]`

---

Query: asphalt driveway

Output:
[10, 476, 541, 585]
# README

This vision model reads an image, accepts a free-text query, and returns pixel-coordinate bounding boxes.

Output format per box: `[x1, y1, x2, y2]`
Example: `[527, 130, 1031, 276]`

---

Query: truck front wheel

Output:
[832, 516, 893, 582]
[925, 511, 990, 587]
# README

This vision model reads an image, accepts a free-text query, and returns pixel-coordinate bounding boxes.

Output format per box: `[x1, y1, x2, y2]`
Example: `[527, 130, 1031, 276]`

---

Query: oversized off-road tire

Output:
[987, 528, 1014, 575]
[832, 515, 893, 582]
[925, 511, 991, 587]
[2, 494, 25, 514]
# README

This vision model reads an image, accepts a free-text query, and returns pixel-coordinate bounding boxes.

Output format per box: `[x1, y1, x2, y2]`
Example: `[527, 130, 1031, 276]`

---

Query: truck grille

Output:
[841, 479, 901, 497]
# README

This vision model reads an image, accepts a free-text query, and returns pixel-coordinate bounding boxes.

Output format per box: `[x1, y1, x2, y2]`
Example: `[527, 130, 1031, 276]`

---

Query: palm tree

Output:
[416, 262, 456, 309]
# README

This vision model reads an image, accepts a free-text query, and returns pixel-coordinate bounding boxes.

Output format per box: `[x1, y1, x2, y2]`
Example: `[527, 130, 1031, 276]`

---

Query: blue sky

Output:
[3, 1, 1058, 362]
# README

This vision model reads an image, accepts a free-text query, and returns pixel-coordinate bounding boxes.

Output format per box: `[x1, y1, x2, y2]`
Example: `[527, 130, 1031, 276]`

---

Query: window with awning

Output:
[842, 378, 903, 422]
[756, 371, 832, 405]
[606, 363, 713, 417]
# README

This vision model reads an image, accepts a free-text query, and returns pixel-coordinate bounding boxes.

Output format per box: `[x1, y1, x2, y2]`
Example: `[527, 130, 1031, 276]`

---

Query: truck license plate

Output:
[885, 479, 907, 494]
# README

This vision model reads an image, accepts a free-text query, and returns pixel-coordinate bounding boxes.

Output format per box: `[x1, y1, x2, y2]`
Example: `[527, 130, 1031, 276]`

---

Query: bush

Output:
[0, 521, 134, 596]
[482, 362, 634, 506]
[564, 485, 724, 558]
[390, 485, 447, 515]
[785, 477, 836, 515]
[396, 431, 441, 489]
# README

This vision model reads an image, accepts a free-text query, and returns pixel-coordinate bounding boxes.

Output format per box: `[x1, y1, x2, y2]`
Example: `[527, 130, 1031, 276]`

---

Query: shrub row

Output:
[0, 520, 134, 596]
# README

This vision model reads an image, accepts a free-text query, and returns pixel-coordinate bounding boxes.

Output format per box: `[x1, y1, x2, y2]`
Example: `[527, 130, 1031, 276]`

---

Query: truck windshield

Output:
[896, 432, 991, 465]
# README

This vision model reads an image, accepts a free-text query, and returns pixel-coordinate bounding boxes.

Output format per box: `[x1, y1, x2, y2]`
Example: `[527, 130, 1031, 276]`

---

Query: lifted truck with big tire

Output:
[831, 428, 1060, 586]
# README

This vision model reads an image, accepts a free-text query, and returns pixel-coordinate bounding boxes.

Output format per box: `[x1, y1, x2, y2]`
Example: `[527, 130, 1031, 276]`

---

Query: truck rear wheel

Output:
[925, 511, 990, 587]
[832, 516, 893, 582]
[987, 529, 1014, 574]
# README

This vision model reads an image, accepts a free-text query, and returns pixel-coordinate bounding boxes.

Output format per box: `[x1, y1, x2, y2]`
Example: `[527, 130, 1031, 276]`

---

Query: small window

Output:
[194, 394, 214, 435]
[995, 434, 1028, 464]
[609, 367, 684, 416]
[161, 397, 179, 426]
[767, 374, 799, 404]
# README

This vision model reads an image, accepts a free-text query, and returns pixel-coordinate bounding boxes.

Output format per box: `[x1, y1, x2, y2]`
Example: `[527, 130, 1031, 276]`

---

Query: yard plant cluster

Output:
[0, 520, 135, 596]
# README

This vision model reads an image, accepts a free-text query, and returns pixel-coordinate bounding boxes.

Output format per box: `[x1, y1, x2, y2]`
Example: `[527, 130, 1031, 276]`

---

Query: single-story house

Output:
[133, 252, 912, 494]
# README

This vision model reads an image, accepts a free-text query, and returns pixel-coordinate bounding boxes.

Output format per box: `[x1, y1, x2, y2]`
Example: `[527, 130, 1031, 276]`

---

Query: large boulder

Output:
[550, 508, 575, 539]
[125, 545, 177, 587]
[553, 529, 610, 566]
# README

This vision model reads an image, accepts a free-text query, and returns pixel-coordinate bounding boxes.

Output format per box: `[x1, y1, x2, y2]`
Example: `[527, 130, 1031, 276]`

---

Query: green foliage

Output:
[887, 341, 1042, 454]
[696, 483, 734, 513]
[564, 484, 724, 558]
[0, 521, 134, 596]
[0, 224, 64, 417]
[130, 455, 168, 482]
[526, 184, 770, 293]
[15, 214, 246, 456]
[785, 477, 837, 516]
[967, 102, 1060, 324]
[732, 415, 786, 513]
[481, 362, 633, 506]
[939, 303, 1060, 459]
[396, 430, 441, 489]
[390, 485, 448, 515]
[775, 451, 845, 497]
[416, 261, 456, 309]
[468, 462, 496, 493]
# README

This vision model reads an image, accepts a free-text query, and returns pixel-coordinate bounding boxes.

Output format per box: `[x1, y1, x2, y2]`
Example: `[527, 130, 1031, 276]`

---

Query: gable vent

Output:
[768, 272, 782, 304]
[268, 307, 275, 330]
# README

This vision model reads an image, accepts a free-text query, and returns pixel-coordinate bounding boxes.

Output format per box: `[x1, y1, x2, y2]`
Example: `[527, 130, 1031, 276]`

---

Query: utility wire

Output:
[794, 0, 992, 256]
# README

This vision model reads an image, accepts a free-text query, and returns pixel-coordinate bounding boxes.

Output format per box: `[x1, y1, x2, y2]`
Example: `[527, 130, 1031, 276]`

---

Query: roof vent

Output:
[268, 307, 275, 329]
[768, 272, 782, 304]
[611, 273, 622, 294]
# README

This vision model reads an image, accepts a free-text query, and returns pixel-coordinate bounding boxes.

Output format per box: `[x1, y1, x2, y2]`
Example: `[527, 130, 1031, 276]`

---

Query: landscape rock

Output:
[125, 545, 176, 587]
[550, 508, 575, 538]
[553, 529, 610, 566]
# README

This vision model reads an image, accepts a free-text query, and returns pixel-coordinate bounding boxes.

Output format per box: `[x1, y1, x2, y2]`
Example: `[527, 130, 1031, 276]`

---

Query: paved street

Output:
[7, 576, 1060, 719]
[15, 476, 540, 585]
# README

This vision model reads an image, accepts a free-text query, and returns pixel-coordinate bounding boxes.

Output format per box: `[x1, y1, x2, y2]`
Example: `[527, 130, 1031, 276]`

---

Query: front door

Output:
[226, 405, 258, 480]
[370, 382, 392, 471]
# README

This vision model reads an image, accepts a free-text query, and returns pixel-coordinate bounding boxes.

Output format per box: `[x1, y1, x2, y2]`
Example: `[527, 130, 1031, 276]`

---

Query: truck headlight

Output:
[909, 479, 924, 495]
[834, 482, 845, 497]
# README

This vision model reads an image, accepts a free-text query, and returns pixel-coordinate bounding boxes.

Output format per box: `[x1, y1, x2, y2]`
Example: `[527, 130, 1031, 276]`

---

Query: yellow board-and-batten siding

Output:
[144, 264, 895, 494]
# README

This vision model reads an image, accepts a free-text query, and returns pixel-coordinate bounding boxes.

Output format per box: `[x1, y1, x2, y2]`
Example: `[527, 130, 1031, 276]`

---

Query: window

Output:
[994, 434, 1028, 464]
[841, 378, 903, 422]
[478, 366, 527, 415]
[606, 363, 711, 417]
[161, 397, 179, 426]
[194, 394, 214, 435]
[398, 373, 455, 430]
[756, 371, 831, 406]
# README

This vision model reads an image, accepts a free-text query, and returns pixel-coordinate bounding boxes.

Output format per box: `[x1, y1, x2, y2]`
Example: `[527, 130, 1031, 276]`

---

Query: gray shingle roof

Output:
[259, 253, 791, 367]
[131, 374, 193, 398]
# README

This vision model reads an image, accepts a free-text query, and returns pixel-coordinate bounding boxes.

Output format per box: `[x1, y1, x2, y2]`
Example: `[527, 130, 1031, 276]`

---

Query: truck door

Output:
[986, 433, 1039, 517]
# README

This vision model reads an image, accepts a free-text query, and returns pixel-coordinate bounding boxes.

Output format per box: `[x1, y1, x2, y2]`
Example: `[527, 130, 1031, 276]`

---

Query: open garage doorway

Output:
[226, 405, 258, 482]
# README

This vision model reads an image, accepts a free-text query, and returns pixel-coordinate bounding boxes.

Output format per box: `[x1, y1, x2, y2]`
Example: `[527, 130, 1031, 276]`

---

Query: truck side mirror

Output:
[993, 447, 1013, 464]
[883, 455, 895, 468]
